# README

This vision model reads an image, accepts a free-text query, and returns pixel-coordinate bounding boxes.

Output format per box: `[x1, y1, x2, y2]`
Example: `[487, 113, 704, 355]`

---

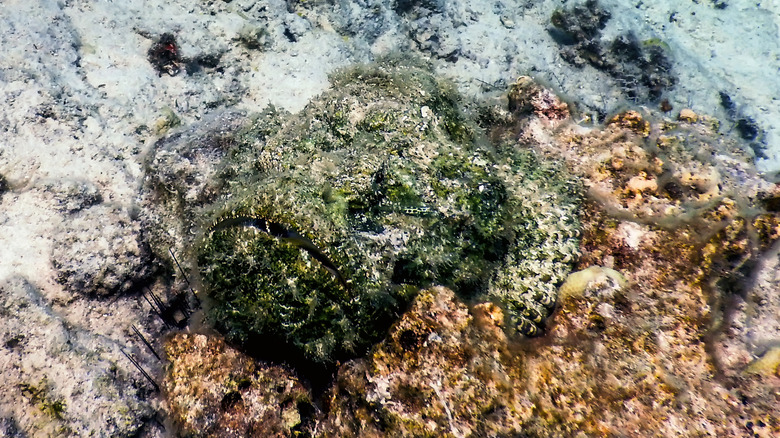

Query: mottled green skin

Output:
[197, 61, 582, 364]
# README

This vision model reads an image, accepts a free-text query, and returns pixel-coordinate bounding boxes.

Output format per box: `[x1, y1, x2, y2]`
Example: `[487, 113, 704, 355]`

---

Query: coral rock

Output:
[162, 333, 313, 437]
[321, 286, 529, 437]
[51, 204, 154, 296]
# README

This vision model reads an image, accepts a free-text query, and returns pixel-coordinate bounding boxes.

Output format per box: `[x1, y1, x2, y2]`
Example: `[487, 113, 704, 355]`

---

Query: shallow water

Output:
[0, 0, 778, 436]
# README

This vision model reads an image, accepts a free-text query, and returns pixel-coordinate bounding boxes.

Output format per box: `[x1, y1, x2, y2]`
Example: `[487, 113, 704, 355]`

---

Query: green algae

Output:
[19, 381, 66, 421]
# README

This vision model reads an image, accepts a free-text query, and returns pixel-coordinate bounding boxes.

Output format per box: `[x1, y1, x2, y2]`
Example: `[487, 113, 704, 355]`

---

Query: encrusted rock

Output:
[534, 108, 768, 226]
[319, 215, 779, 435]
[51, 204, 154, 296]
[516, 88, 780, 435]
[321, 286, 529, 437]
[520, 200, 779, 436]
[162, 333, 313, 437]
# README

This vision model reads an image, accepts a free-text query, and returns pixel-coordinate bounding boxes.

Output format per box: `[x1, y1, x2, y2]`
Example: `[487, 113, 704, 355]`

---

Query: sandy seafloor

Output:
[0, 0, 778, 436]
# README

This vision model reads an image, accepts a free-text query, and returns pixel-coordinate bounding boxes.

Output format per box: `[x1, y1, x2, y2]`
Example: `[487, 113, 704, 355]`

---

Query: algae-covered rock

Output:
[163, 333, 313, 437]
[143, 60, 581, 364]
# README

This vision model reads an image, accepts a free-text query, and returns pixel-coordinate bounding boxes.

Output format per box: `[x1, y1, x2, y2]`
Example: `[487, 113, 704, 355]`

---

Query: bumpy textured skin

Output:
[179, 60, 581, 364]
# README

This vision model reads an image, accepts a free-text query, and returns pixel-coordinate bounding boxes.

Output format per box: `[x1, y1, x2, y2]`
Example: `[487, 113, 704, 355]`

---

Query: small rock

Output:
[51, 204, 154, 296]
[558, 265, 627, 301]
[678, 108, 698, 122]
[500, 15, 515, 29]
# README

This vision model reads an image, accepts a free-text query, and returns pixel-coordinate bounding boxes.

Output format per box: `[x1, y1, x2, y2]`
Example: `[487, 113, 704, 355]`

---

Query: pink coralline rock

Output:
[162, 333, 313, 437]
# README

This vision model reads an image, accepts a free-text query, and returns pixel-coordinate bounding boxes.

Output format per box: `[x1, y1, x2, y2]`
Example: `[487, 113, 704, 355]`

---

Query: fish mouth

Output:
[209, 215, 349, 289]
